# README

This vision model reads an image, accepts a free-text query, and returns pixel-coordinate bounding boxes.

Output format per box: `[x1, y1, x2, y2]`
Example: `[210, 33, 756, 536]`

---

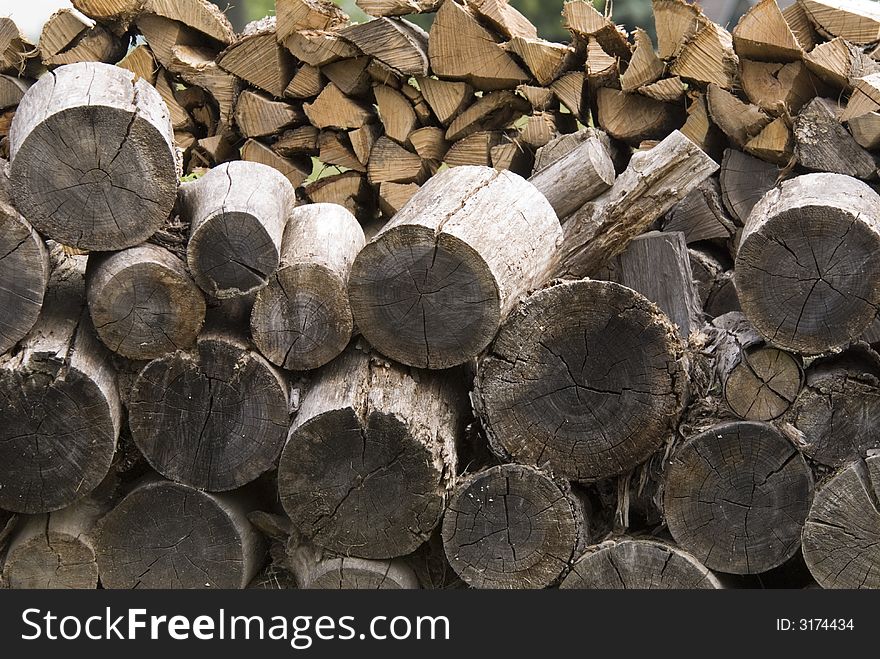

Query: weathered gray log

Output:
[802, 455, 880, 589]
[129, 332, 290, 491]
[86, 243, 206, 360]
[663, 421, 814, 575]
[560, 538, 723, 589]
[0, 201, 49, 355]
[735, 173, 880, 355]
[96, 478, 265, 589]
[349, 166, 562, 369]
[662, 178, 737, 244]
[182, 161, 295, 299]
[441, 464, 585, 589]
[251, 203, 365, 371]
[0, 249, 121, 514]
[474, 280, 688, 482]
[711, 311, 803, 421]
[9, 62, 178, 251]
[794, 97, 877, 180]
[278, 344, 465, 559]
[719, 148, 780, 225]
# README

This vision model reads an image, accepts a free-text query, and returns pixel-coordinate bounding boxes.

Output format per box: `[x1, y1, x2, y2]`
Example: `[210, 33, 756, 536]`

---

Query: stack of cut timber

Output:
[3, 0, 880, 591]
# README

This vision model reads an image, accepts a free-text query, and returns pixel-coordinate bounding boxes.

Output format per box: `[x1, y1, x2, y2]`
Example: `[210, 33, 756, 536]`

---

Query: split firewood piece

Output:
[0, 75, 29, 110]
[604, 231, 703, 337]
[662, 178, 736, 243]
[690, 247, 739, 315]
[596, 88, 684, 146]
[799, 0, 880, 44]
[0, 250, 121, 514]
[278, 345, 465, 558]
[409, 126, 449, 162]
[143, 0, 235, 45]
[732, 0, 803, 62]
[40, 8, 127, 67]
[252, 204, 364, 371]
[802, 455, 880, 588]
[442, 465, 585, 589]
[563, 0, 631, 60]
[741, 60, 822, 115]
[285, 30, 359, 67]
[182, 161, 295, 299]
[638, 76, 685, 102]
[0, 202, 48, 355]
[341, 18, 428, 77]
[653, 0, 711, 60]
[97, 478, 265, 588]
[304, 171, 372, 217]
[274, 126, 321, 157]
[664, 421, 813, 575]
[366, 58, 404, 87]
[783, 0, 820, 50]
[350, 122, 382, 165]
[323, 57, 371, 96]
[241, 139, 311, 188]
[491, 141, 534, 175]
[736, 173, 880, 354]
[368, 136, 426, 184]
[428, 0, 529, 90]
[787, 346, 880, 468]
[445, 131, 505, 167]
[117, 44, 157, 85]
[86, 244, 205, 360]
[218, 18, 296, 97]
[153, 70, 194, 132]
[350, 166, 561, 369]
[711, 312, 803, 421]
[71, 0, 144, 30]
[9, 62, 177, 252]
[375, 84, 419, 144]
[169, 45, 239, 127]
[561, 539, 722, 589]
[319, 131, 365, 172]
[585, 38, 619, 90]
[518, 112, 560, 149]
[378, 181, 420, 216]
[745, 116, 794, 165]
[719, 148, 780, 224]
[0, 18, 40, 77]
[304, 82, 375, 130]
[670, 21, 738, 89]
[517, 84, 555, 111]
[847, 110, 880, 148]
[841, 72, 880, 120]
[795, 97, 876, 178]
[235, 89, 304, 138]
[474, 279, 687, 481]
[135, 14, 201, 69]
[551, 72, 587, 120]
[276, 0, 348, 41]
[357, 0, 442, 17]
[706, 83, 771, 147]
[285, 64, 324, 99]
[559, 131, 719, 279]
[470, 0, 538, 40]
[621, 29, 664, 92]
[804, 37, 880, 90]
[445, 91, 529, 142]
[417, 76, 473, 126]
[129, 334, 289, 490]
[507, 37, 573, 86]
[681, 92, 722, 153]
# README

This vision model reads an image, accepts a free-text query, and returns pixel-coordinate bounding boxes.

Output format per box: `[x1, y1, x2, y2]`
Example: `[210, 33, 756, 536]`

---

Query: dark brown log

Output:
[277, 344, 465, 558]
[442, 464, 585, 589]
[9, 62, 178, 251]
[794, 97, 876, 179]
[252, 204, 365, 371]
[129, 333, 290, 491]
[474, 279, 688, 482]
[96, 478, 265, 588]
[662, 178, 737, 243]
[663, 421, 813, 575]
[560, 538, 722, 589]
[719, 148, 780, 225]
[735, 173, 880, 354]
[182, 161, 295, 299]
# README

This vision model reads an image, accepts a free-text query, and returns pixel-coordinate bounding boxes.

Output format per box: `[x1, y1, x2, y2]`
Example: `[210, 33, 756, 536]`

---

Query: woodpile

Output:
[3, 0, 880, 590]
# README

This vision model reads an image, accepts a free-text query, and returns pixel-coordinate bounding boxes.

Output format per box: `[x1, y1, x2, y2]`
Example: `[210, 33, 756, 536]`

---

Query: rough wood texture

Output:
[252, 203, 365, 371]
[445, 91, 528, 142]
[560, 539, 722, 589]
[653, 0, 710, 60]
[596, 88, 684, 146]
[219, 21, 294, 97]
[40, 8, 127, 68]
[234, 89, 303, 138]
[707, 83, 771, 148]
[277, 345, 464, 559]
[662, 178, 736, 243]
[735, 173, 880, 354]
[799, 0, 880, 44]
[287, 535, 419, 589]
[805, 37, 880, 91]
[802, 455, 880, 588]
[241, 139, 311, 188]
[96, 478, 264, 588]
[474, 279, 688, 482]
[340, 18, 429, 77]
[417, 76, 473, 126]
[733, 0, 803, 62]
[9, 62, 177, 251]
[719, 148, 780, 224]
[794, 97, 876, 179]
[848, 110, 880, 148]
[441, 465, 585, 589]
[276, 0, 348, 40]
[349, 166, 561, 369]
[663, 421, 813, 574]
[669, 21, 738, 89]
[182, 161, 295, 299]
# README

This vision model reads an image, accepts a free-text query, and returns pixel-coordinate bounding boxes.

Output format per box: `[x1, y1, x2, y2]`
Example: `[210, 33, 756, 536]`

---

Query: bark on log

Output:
[9, 62, 178, 251]
[663, 421, 814, 574]
[277, 345, 465, 559]
[474, 279, 688, 482]
[349, 166, 561, 369]
[287, 535, 419, 589]
[560, 538, 723, 589]
[794, 97, 876, 179]
[735, 173, 880, 355]
[182, 161, 295, 299]
[0, 250, 121, 514]
[96, 478, 265, 588]
[251, 203, 365, 371]
[129, 333, 290, 491]
[86, 244, 206, 360]
[441, 464, 585, 589]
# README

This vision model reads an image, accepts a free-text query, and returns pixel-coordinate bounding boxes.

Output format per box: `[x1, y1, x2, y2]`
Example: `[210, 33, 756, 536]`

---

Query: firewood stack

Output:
[1, 0, 880, 590]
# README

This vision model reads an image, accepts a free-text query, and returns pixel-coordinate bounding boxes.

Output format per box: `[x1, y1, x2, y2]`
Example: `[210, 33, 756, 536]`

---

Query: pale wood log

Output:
[235, 89, 304, 138]
[470, 0, 538, 40]
[444, 131, 504, 167]
[740, 60, 824, 115]
[596, 88, 684, 146]
[563, 0, 631, 60]
[219, 18, 295, 97]
[732, 0, 804, 62]
[620, 28, 664, 92]
[341, 17, 429, 77]
[706, 83, 771, 148]
[276, 0, 348, 41]
[416, 76, 473, 126]
[375, 84, 419, 144]
[799, 0, 880, 44]
[652, 0, 710, 60]
[805, 37, 880, 91]
[241, 139, 312, 188]
[284, 64, 324, 99]
[669, 21, 738, 89]
[40, 8, 127, 68]
[323, 57, 371, 97]
[506, 37, 574, 87]
[304, 82, 375, 130]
